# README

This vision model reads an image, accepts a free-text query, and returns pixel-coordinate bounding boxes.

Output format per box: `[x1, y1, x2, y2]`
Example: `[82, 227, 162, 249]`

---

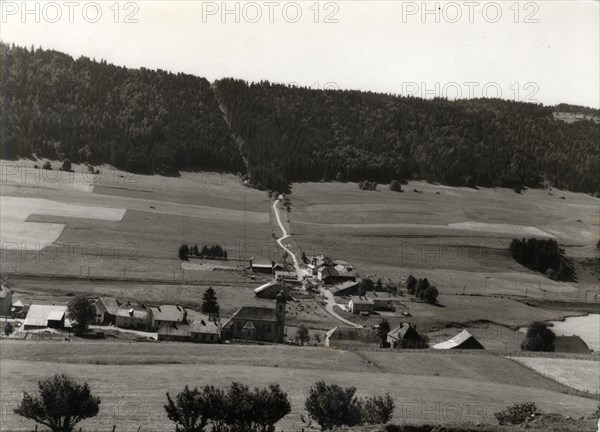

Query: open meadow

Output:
[1, 341, 598, 431]
[290, 181, 599, 301]
[509, 356, 600, 394]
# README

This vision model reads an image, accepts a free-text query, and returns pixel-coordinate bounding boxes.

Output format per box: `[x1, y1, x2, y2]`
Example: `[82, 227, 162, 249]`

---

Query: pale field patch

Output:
[1, 196, 126, 249]
[509, 357, 600, 394]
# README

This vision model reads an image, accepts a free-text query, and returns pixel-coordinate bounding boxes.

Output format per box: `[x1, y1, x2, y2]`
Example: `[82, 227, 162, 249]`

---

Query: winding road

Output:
[272, 199, 362, 328]
[272, 199, 301, 278]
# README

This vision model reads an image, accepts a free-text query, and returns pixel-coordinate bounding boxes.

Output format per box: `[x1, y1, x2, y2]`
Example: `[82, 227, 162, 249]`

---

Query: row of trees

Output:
[406, 276, 439, 304]
[14, 376, 394, 432]
[179, 244, 228, 261]
[509, 238, 575, 281]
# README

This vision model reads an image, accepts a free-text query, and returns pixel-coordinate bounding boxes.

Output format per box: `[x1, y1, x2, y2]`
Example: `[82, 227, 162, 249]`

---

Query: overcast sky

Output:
[2, 1, 599, 107]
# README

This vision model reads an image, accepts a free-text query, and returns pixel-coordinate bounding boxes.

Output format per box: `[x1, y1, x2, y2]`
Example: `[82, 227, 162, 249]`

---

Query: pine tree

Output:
[201, 287, 220, 321]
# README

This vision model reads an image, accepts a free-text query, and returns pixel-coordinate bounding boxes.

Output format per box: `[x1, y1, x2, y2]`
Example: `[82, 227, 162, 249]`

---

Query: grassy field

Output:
[290, 181, 599, 301]
[509, 356, 600, 394]
[1, 341, 598, 431]
[1, 159, 276, 284]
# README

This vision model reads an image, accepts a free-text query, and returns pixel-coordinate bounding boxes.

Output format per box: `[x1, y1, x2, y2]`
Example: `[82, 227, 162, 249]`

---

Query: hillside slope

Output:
[1, 44, 599, 193]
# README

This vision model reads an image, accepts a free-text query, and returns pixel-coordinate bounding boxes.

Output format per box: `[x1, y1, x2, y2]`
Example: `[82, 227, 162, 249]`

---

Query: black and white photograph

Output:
[0, 1, 599, 431]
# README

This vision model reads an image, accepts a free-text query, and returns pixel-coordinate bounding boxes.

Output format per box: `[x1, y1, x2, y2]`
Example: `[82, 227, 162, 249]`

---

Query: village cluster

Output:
[1, 253, 592, 354]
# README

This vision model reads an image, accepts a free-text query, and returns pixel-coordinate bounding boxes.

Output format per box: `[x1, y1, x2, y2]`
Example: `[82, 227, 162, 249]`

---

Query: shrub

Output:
[362, 394, 395, 425]
[61, 159, 72, 172]
[521, 321, 555, 352]
[389, 180, 402, 192]
[335, 171, 345, 182]
[3, 322, 14, 336]
[165, 386, 214, 432]
[305, 381, 363, 430]
[494, 402, 538, 425]
[165, 382, 290, 432]
[42, 161, 52, 170]
[305, 382, 396, 430]
[414, 278, 429, 298]
[14, 374, 100, 432]
[423, 286, 439, 304]
[296, 324, 310, 346]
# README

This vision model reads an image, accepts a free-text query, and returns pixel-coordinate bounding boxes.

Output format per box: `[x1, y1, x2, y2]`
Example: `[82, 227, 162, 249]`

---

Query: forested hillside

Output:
[215, 79, 600, 193]
[2, 44, 599, 193]
[0, 43, 243, 174]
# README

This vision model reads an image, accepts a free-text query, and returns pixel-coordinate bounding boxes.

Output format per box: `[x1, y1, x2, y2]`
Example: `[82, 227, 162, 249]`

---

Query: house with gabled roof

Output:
[387, 323, 426, 349]
[190, 319, 221, 343]
[348, 296, 374, 315]
[92, 297, 119, 325]
[222, 291, 287, 343]
[116, 302, 153, 331]
[150, 304, 187, 330]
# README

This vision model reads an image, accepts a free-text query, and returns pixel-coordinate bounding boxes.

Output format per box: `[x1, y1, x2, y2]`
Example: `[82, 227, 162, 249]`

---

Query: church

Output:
[222, 290, 286, 343]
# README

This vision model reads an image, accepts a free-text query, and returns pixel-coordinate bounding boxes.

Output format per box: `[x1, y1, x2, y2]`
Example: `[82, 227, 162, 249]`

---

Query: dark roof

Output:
[554, 336, 591, 354]
[232, 306, 277, 322]
[350, 296, 374, 305]
[329, 280, 360, 295]
[388, 323, 420, 341]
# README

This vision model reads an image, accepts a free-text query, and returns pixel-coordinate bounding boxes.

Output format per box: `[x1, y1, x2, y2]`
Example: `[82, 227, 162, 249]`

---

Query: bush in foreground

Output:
[494, 402, 539, 425]
[14, 374, 100, 432]
[305, 381, 395, 430]
[165, 382, 290, 432]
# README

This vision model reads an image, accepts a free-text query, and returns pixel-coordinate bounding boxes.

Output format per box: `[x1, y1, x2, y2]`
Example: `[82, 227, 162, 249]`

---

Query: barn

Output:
[23, 304, 71, 330]
[432, 330, 484, 350]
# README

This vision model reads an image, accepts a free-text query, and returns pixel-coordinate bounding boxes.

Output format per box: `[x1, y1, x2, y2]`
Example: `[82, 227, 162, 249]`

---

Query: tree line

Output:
[1, 43, 243, 175]
[3, 43, 598, 194]
[509, 238, 575, 281]
[215, 79, 599, 193]
[179, 244, 228, 261]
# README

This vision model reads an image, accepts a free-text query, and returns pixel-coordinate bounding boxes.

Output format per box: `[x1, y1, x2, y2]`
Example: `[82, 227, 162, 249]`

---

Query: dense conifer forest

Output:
[2, 43, 599, 193]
